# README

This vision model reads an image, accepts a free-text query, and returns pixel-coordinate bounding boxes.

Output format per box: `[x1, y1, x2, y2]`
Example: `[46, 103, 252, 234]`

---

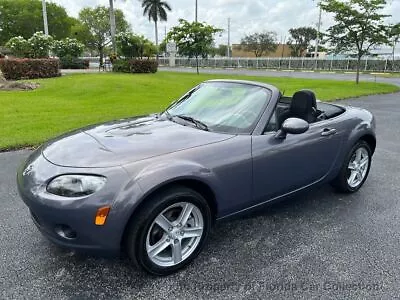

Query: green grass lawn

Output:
[0, 72, 398, 151]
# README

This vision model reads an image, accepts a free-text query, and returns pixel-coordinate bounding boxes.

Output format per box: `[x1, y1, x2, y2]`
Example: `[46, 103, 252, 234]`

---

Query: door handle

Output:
[321, 128, 337, 137]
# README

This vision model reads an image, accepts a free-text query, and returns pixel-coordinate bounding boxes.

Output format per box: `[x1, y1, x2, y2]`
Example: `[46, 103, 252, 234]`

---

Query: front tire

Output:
[331, 140, 372, 193]
[125, 186, 212, 276]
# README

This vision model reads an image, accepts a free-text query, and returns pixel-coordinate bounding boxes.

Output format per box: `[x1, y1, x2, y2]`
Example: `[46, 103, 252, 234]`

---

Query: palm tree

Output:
[141, 0, 172, 60]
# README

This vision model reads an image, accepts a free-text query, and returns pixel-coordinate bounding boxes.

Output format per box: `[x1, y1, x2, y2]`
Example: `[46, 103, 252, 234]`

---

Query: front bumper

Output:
[16, 149, 134, 255]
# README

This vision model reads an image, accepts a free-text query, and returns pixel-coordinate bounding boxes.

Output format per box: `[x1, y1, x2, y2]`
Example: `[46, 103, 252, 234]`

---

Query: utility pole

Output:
[195, 0, 198, 22]
[42, 0, 49, 36]
[227, 17, 231, 57]
[109, 0, 117, 54]
[195, 0, 199, 74]
[314, 2, 322, 59]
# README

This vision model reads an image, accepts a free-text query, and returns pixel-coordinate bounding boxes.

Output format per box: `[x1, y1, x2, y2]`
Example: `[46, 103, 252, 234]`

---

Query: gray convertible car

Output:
[17, 80, 376, 275]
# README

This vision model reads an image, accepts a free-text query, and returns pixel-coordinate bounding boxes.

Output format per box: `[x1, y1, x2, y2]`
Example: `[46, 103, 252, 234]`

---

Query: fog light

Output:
[95, 206, 111, 226]
[55, 225, 77, 239]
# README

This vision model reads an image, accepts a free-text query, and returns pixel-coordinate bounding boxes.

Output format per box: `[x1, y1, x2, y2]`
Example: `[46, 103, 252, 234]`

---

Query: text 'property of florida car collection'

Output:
[18, 80, 375, 275]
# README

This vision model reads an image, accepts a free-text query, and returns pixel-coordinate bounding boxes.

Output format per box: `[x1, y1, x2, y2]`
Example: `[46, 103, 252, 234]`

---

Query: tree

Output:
[78, 6, 129, 66]
[167, 19, 222, 74]
[307, 45, 329, 54]
[240, 32, 277, 57]
[141, 0, 172, 61]
[0, 0, 74, 45]
[288, 27, 318, 57]
[389, 23, 400, 67]
[159, 38, 167, 53]
[116, 31, 157, 59]
[320, 0, 390, 84]
[216, 44, 228, 57]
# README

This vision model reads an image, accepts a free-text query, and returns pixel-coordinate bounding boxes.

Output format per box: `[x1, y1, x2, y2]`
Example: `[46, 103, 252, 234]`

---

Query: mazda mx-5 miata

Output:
[17, 80, 376, 275]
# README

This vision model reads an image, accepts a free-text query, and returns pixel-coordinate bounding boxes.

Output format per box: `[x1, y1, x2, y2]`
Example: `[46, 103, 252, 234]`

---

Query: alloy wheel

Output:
[145, 202, 204, 267]
[347, 147, 370, 189]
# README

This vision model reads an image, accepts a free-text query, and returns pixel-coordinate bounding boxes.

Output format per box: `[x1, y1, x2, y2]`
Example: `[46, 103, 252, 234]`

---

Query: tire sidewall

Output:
[130, 187, 212, 276]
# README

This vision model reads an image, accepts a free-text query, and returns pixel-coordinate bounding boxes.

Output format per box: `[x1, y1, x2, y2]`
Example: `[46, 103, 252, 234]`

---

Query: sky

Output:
[51, 0, 400, 46]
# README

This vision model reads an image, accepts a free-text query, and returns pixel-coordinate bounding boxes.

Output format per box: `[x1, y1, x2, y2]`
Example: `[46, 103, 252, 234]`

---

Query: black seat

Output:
[278, 90, 318, 127]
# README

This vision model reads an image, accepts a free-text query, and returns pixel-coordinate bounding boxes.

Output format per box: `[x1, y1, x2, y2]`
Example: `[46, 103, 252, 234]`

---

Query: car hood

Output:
[42, 115, 234, 168]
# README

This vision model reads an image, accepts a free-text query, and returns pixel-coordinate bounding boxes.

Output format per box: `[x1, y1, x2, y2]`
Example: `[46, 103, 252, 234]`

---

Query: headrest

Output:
[291, 90, 317, 115]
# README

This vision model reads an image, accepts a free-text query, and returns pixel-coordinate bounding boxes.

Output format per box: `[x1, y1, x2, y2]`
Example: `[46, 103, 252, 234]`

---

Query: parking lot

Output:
[1, 88, 400, 299]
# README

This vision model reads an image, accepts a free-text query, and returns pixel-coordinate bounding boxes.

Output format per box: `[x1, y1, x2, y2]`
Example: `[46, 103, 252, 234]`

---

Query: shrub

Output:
[6, 36, 31, 58]
[112, 60, 131, 73]
[28, 32, 54, 58]
[0, 58, 60, 80]
[112, 59, 158, 73]
[59, 56, 89, 69]
[6, 32, 54, 58]
[53, 38, 84, 58]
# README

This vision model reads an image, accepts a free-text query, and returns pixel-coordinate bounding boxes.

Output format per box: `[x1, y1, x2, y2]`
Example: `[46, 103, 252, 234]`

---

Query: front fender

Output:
[110, 159, 223, 243]
[134, 159, 223, 198]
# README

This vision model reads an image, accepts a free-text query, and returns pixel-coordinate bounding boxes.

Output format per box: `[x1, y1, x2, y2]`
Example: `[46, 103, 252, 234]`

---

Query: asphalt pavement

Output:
[1, 72, 400, 299]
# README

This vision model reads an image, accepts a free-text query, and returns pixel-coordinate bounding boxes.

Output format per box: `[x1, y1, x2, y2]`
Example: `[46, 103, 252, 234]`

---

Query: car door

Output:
[251, 117, 344, 205]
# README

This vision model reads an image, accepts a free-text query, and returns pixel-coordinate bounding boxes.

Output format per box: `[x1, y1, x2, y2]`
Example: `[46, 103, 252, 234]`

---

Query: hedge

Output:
[0, 58, 60, 80]
[59, 56, 90, 69]
[112, 59, 158, 74]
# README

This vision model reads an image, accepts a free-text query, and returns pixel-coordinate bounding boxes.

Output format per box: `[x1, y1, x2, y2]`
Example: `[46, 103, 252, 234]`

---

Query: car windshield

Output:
[165, 82, 271, 134]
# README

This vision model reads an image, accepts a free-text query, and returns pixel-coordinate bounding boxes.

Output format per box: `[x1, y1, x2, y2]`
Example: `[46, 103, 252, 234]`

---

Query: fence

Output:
[158, 57, 400, 72]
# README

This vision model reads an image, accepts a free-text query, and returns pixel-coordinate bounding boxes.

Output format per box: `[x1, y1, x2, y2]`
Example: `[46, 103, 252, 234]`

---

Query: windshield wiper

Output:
[173, 115, 209, 131]
[164, 109, 173, 120]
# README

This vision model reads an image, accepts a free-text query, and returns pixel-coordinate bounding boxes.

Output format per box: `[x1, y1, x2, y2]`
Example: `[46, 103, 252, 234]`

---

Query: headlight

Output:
[47, 175, 107, 197]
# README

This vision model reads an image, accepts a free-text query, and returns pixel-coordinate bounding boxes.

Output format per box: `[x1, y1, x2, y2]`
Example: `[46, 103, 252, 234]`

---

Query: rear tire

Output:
[125, 186, 212, 276]
[331, 140, 372, 193]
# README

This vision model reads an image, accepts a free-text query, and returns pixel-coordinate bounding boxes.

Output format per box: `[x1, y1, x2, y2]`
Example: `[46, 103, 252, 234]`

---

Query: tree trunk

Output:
[99, 47, 104, 71]
[196, 56, 199, 75]
[356, 55, 361, 84]
[155, 20, 159, 62]
[109, 0, 117, 55]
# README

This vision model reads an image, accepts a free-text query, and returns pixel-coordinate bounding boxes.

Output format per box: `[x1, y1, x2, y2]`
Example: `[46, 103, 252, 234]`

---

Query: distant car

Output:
[17, 80, 376, 276]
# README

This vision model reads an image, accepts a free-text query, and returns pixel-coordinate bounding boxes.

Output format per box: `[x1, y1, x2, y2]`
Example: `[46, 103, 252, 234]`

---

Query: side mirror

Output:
[275, 118, 309, 139]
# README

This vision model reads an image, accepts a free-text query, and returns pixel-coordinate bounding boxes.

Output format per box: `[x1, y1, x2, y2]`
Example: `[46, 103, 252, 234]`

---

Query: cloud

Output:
[50, 0, 400, 45]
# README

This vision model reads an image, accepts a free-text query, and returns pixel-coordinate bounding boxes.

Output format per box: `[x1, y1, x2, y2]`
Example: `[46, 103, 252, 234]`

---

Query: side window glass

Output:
[264, 109, 278, 133]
